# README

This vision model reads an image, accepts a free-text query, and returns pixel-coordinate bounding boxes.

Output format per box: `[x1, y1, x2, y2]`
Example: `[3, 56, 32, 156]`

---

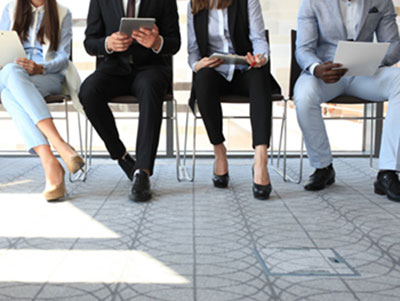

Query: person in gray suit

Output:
[295, 0, 400, 201]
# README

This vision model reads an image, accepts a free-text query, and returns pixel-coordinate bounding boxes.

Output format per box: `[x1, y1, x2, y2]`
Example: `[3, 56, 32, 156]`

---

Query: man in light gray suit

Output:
[295, 0, 400, 201]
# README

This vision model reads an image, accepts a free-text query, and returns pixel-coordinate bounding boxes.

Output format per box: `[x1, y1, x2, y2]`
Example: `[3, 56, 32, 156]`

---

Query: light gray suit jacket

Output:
[296, 0, 400, 71]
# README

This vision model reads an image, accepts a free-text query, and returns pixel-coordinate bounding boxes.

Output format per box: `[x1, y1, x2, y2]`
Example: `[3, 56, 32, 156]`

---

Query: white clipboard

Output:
[0, 31, 26, 67]
[333, 41, 390, 77]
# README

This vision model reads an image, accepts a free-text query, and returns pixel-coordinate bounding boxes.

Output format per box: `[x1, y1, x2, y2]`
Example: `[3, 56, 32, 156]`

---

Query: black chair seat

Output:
[328, 95, 384, 104]
[109, 94, 174, 104]
[44, 95, 71, 104]
[220, 93, 284, 103]
[0, 94, 71, 104]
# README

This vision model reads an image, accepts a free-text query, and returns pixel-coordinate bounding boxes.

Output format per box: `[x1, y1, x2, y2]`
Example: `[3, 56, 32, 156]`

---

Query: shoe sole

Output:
[374, 183, 400, 202]
[253, 193, 270, 201]
[304, 177, 335, 191]
[129, 192, 152, 202]
[213, 182, 228, 188]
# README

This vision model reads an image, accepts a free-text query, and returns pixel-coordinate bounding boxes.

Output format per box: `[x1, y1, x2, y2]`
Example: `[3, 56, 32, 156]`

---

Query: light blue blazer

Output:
[296, 0, 400, 71]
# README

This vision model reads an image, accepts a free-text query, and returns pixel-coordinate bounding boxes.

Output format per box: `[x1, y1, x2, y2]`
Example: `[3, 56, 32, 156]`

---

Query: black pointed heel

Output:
[253, 183, 272, 200]
[213, 172, 229, 188]
[252, 165, 272, 200]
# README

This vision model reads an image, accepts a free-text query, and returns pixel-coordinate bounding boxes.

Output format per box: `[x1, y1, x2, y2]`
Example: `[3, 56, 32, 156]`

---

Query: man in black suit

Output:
[79, 0, 181, 202]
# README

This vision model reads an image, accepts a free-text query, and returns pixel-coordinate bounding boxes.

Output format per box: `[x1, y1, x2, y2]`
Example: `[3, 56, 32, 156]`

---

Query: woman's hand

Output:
[245, 52, 266, 69]
[132, 25, 162, 51]
[16, 58, 44, 75]
[194, 57, 224, 72]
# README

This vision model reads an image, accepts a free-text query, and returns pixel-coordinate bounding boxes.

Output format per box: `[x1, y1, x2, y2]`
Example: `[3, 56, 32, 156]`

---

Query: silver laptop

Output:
[0, 31, 26, 67]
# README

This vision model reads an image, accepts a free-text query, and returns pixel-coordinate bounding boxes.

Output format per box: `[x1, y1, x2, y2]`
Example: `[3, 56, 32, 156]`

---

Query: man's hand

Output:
[16, 58, 43, 75]
[132, 24, 161, 50]
[106, 32, 133, 52]
[245, 52, 266, 69]
[194, 57, 224, 72]
[314, 61, 347, 84]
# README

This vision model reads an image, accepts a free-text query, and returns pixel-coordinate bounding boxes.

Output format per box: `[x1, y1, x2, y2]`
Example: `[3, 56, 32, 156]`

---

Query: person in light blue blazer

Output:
[294, 0, 400, 201]
[0, 0, 84, 201]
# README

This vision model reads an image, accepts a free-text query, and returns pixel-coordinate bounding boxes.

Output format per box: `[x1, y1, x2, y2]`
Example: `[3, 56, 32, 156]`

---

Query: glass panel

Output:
[1, 0, 398, 155]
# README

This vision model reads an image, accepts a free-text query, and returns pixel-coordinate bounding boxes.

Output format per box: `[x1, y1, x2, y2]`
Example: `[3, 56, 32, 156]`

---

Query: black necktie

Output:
[127, 0, 136, 17]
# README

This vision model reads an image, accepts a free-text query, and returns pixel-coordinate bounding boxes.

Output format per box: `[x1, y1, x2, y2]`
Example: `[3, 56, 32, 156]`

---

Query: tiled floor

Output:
[0, 157, 400, 300]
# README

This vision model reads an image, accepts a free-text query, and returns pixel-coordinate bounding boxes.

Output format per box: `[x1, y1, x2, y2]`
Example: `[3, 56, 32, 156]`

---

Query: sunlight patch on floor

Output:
[0, 194, 119, 238]
[0, 250, 189, 284]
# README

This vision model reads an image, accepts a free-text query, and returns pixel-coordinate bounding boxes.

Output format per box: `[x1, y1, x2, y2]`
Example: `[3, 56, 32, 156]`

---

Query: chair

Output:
[177, 30, 287, 182]
[280, 30, 386, 183]
[84, 55, 180, 179]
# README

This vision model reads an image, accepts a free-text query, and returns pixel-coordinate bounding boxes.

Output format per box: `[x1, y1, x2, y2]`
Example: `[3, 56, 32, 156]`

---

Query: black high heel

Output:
[212, 163, 229, 188]
[213, 172, 229, 188]
[252, 165, 272, 200]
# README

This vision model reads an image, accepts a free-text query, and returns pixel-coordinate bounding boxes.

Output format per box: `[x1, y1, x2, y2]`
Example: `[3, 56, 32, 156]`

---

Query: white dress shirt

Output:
[309, 0, 361, 75]
[187, 0, 269, 81]
[122, 0, 140, 17]
[339, 0, 361, 40]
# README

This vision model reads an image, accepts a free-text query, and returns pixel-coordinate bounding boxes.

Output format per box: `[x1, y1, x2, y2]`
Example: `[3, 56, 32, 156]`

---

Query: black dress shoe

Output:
[374, 171, 400, 202]
[304, 164, 335, 191]
[252, 166, 272, 200]
[212, 172, 229, 188]
[129, 170, 151, 202]
[118, 153, 135, 181]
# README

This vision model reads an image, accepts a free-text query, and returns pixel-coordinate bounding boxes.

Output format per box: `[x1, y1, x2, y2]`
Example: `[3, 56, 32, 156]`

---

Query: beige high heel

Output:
[43, 167, 66, 202]
[61, 144, 85, 174]
[65, 153, 85, 174]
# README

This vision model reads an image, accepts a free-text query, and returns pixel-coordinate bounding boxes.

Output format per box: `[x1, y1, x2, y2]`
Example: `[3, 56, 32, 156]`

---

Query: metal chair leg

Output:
[177, 104, 196, 181]
[69, 112, 90, 182]
[369, 103, 378, 172]
[173, 99, 182, 181]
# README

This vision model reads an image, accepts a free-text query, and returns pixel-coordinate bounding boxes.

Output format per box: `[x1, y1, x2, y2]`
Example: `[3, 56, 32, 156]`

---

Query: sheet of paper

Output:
[333, 41, 390, 77]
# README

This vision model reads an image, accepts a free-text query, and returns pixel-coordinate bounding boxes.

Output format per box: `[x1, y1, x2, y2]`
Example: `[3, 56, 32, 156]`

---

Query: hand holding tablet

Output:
[119, 18, 156, 36]
[209, 53, 248, 65]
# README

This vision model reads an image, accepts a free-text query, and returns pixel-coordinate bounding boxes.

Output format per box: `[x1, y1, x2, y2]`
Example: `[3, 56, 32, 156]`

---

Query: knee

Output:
[294, 83, 321, 113]
[1, 63, 27, 82]
[2, 63, 23, 74]
[194, 68, 219, 89]
[134, 76, 166, 106]
[79, 78, 100, 108]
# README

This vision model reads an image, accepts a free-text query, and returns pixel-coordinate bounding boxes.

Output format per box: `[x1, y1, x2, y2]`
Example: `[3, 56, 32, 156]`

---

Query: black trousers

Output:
[79, 66, 170, 175]
[193, 66, 273, 148]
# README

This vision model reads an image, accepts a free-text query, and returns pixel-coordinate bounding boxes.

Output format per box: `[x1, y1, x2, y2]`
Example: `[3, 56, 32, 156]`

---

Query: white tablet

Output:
[0, 31, 26, 68]
[119, 18, 156, 36]
[209, 53, 248, 65]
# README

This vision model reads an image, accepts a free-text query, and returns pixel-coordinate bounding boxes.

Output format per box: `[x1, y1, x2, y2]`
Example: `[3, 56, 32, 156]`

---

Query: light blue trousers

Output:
[0, 63, 64, 154]
[294, 67, 400, 171]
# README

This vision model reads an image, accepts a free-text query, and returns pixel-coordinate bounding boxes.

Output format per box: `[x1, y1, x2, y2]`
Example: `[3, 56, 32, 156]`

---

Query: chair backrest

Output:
[265, 30, 271, 74]
[289, 30, 302, 100]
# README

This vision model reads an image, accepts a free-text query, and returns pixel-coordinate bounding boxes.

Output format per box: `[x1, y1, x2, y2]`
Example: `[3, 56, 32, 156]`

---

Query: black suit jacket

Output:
[84, 0, 181, 75]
